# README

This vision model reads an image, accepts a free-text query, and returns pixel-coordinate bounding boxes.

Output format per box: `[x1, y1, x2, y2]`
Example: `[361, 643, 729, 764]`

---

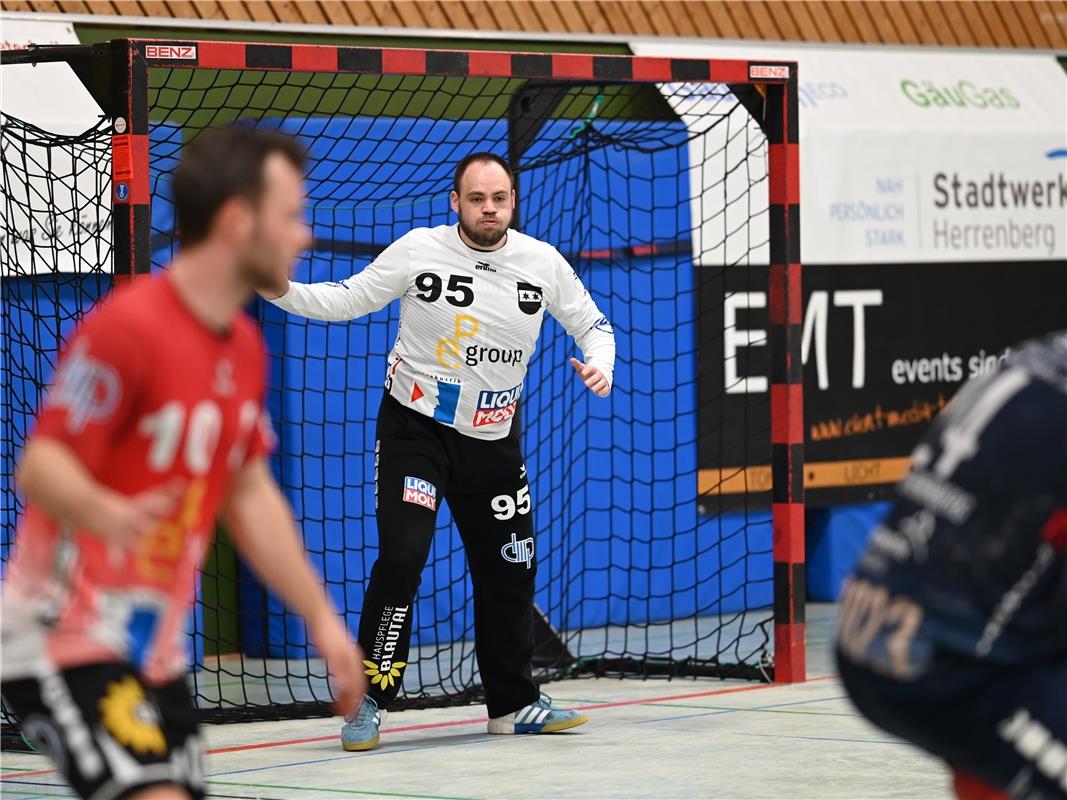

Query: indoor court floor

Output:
[0, 605, 950, 799]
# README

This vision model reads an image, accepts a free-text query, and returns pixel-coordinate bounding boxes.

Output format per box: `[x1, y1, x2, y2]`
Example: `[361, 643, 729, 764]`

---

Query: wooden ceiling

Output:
[6, 1, 1067, 49]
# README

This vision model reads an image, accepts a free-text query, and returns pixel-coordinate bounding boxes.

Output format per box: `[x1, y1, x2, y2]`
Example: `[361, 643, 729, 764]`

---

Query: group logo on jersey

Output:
[501, 532, 535, 569]
[465, 346, 523, 368]
[473, 384, 522, 428]
[517, 282, 543, 315]
[402, 476, 437, 510]
[435, 313, 523, 370]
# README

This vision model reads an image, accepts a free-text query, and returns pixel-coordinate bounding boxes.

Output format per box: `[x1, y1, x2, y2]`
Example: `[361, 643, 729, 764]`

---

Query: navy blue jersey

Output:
[842, 331, 1067, 678]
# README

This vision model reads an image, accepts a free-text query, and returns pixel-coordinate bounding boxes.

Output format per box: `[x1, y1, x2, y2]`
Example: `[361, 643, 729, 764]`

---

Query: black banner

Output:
[697, 260, 1067, 507]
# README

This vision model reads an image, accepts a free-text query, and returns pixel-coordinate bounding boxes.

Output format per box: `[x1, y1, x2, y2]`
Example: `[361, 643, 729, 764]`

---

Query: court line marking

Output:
[207, 677, 836, 755]
[211, 733, 512, 777]
[634, 694, 849, 725]
[735, 732, 906, 746]
[1, 675, 837, 781]
[0, 781, 74, 798]
[208, 777, 483, 800]
[644, 702, 858, 718]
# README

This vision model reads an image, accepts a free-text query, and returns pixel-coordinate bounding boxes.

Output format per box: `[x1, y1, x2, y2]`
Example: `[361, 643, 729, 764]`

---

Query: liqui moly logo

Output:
[144, 44, 198, 60]
[473, 384, 522, 428]
[402, 476, 437, 510]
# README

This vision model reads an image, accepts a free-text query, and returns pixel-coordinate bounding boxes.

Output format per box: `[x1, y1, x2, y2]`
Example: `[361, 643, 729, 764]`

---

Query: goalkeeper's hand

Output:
[569, 358, 610, 397]
[255, 276, 291, 301]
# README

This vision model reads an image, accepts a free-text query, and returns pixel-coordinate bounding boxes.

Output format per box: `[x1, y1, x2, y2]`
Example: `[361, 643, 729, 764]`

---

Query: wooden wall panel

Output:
[437, 2, 477, 31]
[962, 1, 997, 45]
[645, 1, 682, 37]
[841, 2, 883, 44]
[763, 1, 802, 40]
[725, 1, 761, 40]
[916, 2, 959, 46]
[882, 0, 922, 42]
[807, 1, 847, 42]
[369, 2, 404, 28]
[1046, 0, 1067, 26]
[691, 1, 726, 38]
[9, 1, 1067, 49]
[484, 1, 521, 33]
[940, 0, 978, 43]
[221, 3, 253, 22]
[347, 2, 381, 27]
[977, 1, 1013, 43]
[622, 2, 658, 36]
[789, 1, 827, 40]
[314, 1, 352, 26]
[551, 1, 586, 34]
[994, 1, 1033, 45]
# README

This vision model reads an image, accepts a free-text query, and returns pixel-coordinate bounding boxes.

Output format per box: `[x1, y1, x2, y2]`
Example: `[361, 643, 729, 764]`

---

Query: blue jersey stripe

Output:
[434, 382, 461, 424]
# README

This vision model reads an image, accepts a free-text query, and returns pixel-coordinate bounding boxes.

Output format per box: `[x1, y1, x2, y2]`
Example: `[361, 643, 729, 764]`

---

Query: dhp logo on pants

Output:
[501, 532, 534, 569]
[403, 476, 437, 510]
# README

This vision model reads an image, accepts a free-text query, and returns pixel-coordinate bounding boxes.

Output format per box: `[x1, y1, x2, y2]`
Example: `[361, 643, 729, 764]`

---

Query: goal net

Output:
[1, 41, 802, 732]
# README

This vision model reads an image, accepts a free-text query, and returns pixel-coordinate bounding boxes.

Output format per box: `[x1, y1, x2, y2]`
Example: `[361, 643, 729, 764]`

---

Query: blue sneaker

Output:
[487, 693, 588, 735]
[341, 696, 384, 751]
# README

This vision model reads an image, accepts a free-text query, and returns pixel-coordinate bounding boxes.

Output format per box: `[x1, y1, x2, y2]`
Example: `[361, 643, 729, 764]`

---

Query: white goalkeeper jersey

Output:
[270, 224, 615, 441]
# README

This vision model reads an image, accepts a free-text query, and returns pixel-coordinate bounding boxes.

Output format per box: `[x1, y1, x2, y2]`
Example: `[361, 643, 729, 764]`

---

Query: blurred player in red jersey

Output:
[1, 127, 365, 800]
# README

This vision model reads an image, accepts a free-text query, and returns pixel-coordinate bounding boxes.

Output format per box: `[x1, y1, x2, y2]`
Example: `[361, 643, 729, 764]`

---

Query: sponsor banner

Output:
[630, 41, 1067, 265]
[402, 476, 437, 510]
[473, 384, 522, 428]
[2, 16, 110, 276]
[697, 261, 1067, 506]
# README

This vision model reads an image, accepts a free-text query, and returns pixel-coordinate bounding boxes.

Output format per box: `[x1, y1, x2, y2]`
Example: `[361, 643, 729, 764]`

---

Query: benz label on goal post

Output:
[749, 64, 791, 80]
[144, 43, 198, 61]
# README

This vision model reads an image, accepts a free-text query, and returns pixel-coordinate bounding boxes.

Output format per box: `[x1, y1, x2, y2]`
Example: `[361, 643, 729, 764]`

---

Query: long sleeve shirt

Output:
[270, 224, 615, 441]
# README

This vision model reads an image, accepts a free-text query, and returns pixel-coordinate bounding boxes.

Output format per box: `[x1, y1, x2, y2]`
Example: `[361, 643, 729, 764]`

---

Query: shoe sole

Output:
[490, 714, 590, 735]
[341, 734, 380, 752]
[540, 713, 588, 733]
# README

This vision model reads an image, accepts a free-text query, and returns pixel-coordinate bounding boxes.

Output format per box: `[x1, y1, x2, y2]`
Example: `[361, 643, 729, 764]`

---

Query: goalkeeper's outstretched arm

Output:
[547, 248, 616, 397]
[258, 232, 412, 321]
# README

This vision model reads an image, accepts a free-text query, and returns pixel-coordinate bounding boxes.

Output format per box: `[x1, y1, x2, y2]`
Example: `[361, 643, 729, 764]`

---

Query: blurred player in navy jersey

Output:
[2, 127, 365, 800]
[836, 331, 1067, 800]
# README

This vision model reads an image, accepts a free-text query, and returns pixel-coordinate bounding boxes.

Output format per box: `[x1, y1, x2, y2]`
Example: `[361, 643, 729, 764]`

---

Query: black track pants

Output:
[357, 395, 540, 719]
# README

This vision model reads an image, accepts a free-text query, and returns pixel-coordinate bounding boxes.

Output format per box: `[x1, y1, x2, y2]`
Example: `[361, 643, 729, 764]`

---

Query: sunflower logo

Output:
[363, 659, 406, 690]
[98, 676, 166, 756]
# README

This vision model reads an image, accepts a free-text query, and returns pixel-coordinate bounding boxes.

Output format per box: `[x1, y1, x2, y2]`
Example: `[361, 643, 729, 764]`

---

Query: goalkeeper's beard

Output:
[459, 216, 507, 249]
